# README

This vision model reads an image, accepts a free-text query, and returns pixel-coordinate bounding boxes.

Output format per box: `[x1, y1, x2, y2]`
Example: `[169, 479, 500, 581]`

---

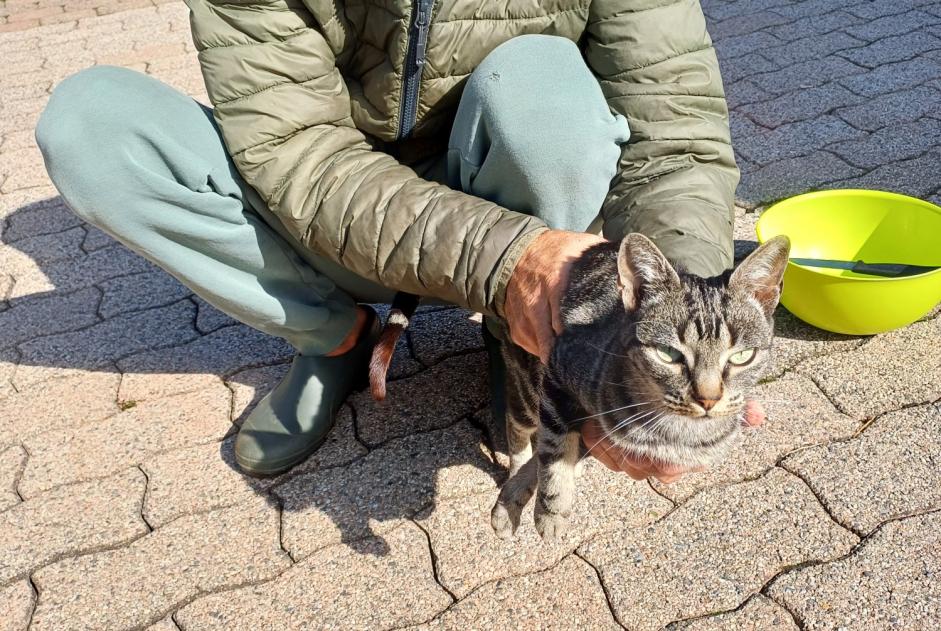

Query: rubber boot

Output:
[234, 307, 380, 476]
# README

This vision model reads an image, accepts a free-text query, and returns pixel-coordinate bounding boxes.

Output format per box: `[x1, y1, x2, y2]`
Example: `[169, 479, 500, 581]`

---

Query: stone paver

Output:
[277, 422, 500, 559]
[0, 468, 147, 583]
[579, 469, 858, 630]
[669, 595, 798, 631]
[1, 0, 940, 628]
[0, 581, 35, 631]
[141, 405, 365, 528]
[0, 445, 26, 511]
[411, 555, 619, 631]
[116, 323, 293, 403]
[797, 317, 941, 419]
[175, 522, 450, 630]
[0, 370, 120, 444]
[30, 497, 290, 631]
[350, 351, 488, 446]
[18, 383, 231, 497]
[783, 403, 941, 535]
[418, 462, 671, 599]
[652, 374, 859, 502]
[768, 511, 941, 630]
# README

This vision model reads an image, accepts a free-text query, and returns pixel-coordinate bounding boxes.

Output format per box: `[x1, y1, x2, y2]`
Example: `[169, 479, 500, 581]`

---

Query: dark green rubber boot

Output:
[235, 307, 380, 476]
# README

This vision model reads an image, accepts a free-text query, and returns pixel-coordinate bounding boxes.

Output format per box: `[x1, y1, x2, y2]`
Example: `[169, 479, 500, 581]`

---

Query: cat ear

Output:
[729, 235, 791, 318]
[617, 234, 681, 311]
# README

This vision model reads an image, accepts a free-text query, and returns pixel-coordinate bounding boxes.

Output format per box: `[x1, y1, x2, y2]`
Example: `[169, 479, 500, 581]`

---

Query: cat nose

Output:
[694, 397, 720, 411]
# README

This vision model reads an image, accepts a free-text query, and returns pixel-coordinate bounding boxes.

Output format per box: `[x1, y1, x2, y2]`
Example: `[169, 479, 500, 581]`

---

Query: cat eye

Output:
[728, 348, 757, 366]
[654, 345, 683, 364]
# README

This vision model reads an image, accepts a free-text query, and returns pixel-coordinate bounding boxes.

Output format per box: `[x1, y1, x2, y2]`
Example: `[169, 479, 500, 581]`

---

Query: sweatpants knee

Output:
[36, 66, 155, 225]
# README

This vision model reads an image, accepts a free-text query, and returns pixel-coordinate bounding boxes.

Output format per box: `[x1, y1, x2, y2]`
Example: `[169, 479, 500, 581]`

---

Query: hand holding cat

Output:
[504, 229, 605, 363]
[581, 400, 767, 482]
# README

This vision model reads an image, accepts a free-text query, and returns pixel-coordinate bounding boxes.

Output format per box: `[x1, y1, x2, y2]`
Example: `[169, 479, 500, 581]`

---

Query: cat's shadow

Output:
[3, 196, 504, 558]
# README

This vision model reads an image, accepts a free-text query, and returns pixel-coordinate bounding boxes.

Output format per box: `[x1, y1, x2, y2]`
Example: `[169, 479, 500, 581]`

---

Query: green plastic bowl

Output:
[755, 189, 941, 335]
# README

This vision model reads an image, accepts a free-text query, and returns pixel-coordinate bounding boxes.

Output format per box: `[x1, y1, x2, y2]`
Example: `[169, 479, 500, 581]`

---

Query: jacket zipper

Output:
[397, 0, 434, 140]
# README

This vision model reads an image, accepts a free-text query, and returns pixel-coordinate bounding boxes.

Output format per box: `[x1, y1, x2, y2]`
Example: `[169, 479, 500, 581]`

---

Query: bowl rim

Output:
[755, 189, 941, 282]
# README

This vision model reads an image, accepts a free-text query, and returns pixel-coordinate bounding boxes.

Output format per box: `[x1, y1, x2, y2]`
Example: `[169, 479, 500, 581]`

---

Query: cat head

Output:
[614, 233, 790, 422]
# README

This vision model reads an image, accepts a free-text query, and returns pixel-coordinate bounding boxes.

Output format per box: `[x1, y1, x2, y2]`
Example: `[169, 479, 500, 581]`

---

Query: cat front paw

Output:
[491, 500, 520, 539]
[534, 509, 569, 541]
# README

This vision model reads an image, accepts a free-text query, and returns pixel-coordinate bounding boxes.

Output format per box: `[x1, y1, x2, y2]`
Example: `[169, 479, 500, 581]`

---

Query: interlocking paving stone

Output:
[734, 115, 866, 166]
[0, 197, 82, 242]
[738, 83, 865, 128]
[0, 445, 26, 511]
[80, 224, 114, 251]
[839, 30, 941, 68]
[410, 555, 619, 630]
[0, 286, 99, 349]
[0, 581, 34, 631]
[276, 422, 500, 558]
[840, 56, 941, 97]
[141, 406, 365, 528]
[709, 10, 792, 41]
[175, 522, 450, 630]
[768, 511, 941, 629]
[0, 224, 84, 265]
[98, 270, 191, 318]
[19, 383, 232, 497]
[766, 310, 865, 379]
[30, 496, 290, 631]
[651, 374, 859, 503]
[717, 52, 779, 84]
[828, 118, 941, 169]
[735, 151, 864, 206]
[409, 307, 484, 366]
[0, 370, 120, 444]
[0, 468, 147, 583]
[762, 30, 866, 66]
[146, 617, 180, 631]
[715, 30, 785, 60]
[724, 78, 772, 109]
[117, 324, 293, 402]
[579, 469, 858, 631]
[766, 10, 865, 41]
[6, 244, 153, 302]
[192, 295, 237, 334]
[351, 351, 488, 446]
[844, 7, 940, 40]
[669, 595, 798, 630]
[782, 403, 941, 534]
[417, 462, 671, 599]
[14, 299, 199, 390]
[749, 56, 867, 95]
[772, 0, 848, 19]
[834, 150, 941, 198]
[0, 350, 17, 400]
[834, 85, 941, 131]
[797, 317, 941, 419]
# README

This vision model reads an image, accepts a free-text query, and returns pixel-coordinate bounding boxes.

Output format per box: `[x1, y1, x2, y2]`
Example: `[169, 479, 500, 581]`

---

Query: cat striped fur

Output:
[492, 233, 791, 540]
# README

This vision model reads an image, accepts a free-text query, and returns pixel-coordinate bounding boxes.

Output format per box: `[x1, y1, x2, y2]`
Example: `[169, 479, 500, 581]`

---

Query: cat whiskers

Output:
[578, 407, 659, 465]
[569, 400, 656, 424]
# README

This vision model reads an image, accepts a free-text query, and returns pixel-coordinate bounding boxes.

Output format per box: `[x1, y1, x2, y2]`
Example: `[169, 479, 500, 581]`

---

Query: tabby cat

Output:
[491, 233, 791, 540]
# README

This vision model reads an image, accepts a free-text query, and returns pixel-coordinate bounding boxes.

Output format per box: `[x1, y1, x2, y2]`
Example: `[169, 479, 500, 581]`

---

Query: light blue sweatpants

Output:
[35, 35, 630, 355]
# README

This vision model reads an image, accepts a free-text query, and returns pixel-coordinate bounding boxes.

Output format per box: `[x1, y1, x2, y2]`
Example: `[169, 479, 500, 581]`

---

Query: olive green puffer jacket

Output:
[185, 0, 738, 317]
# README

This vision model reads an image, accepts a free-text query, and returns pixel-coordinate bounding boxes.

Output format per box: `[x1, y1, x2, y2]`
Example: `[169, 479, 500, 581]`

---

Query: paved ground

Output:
[1, 0, 940, 629]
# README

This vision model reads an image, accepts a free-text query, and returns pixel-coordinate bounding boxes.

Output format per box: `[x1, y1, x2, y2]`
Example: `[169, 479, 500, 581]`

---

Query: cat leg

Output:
[533, 378, 582, 540]
[490, 456, 538, 538]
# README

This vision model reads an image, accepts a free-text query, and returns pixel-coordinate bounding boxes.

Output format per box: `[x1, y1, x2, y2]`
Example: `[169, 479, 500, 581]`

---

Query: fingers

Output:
[580, 421, 697, 483]
[743, 399, 766, 427]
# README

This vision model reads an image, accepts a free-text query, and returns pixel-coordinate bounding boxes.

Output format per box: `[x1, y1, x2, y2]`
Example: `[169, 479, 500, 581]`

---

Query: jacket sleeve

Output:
[583, 0, 739, 277]
[185, 0, 546, 317]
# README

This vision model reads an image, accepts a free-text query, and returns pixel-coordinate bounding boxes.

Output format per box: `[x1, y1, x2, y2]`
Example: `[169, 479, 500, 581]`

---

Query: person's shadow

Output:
[1, 194, 504, 557]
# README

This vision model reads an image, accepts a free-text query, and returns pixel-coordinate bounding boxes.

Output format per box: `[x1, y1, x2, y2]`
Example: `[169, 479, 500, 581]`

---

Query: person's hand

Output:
[581, 400, 767, 483]
[504, 229, 605, 363]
